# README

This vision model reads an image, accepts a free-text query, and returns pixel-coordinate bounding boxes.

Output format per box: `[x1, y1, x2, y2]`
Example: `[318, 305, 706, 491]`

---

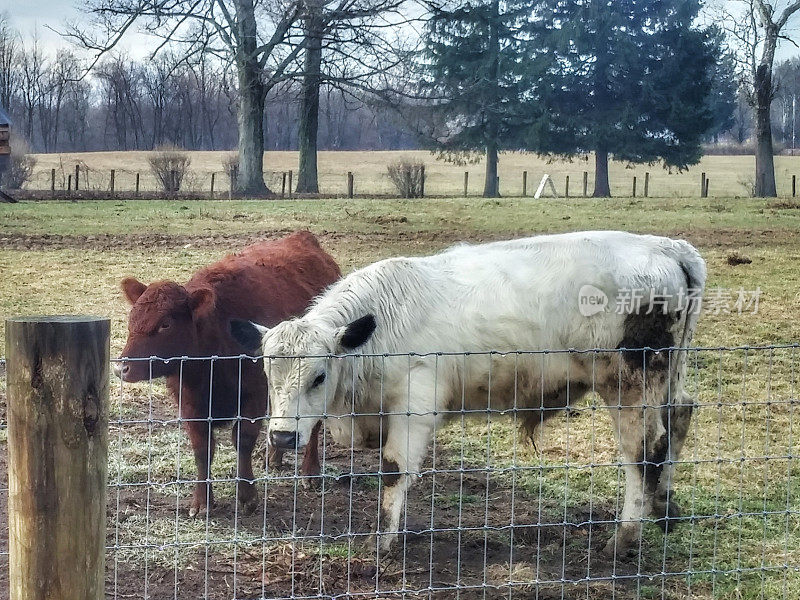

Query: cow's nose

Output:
[270, 430, 298, 450]
[112, 363, 130, 380]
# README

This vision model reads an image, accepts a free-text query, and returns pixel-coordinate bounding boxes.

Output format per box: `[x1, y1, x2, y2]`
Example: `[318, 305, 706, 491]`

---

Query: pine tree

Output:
[423, 0, 545, 197]
[531, 0, 716, 197]
[705, 27, 738, 144]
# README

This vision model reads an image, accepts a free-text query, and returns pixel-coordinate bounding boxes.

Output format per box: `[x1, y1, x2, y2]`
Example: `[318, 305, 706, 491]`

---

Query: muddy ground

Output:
[0, 371, 690, 600]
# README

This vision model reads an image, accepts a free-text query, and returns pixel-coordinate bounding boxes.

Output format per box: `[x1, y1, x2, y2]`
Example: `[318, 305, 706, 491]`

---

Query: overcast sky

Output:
[1, 0, 152, 58]
[5, 0, 800, 61]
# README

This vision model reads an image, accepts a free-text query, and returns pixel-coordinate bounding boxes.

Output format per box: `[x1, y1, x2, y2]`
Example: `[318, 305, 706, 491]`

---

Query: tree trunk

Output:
[593, 148, 611, 197]
[483, 0, 501, 199]
[754, 58, 777, 197]
[235, 0, 268, 196]
[296, 8, 324, 194]
[297, 7, 325, 194]
[483, 140, 499, 197]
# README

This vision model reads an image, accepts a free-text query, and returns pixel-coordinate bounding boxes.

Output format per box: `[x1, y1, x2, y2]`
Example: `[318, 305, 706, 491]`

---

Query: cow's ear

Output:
[121, 277, 147, 305]
[189, 287, 216, 318]
[337, 315, 376, 351]
[230, 319, 268, 353]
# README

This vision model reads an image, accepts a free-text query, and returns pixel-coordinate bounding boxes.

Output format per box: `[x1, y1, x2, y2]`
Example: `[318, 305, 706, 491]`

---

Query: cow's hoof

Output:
[301, 474, 321, 490]
[189, 503, 209, 519]
[654, 500, 682, 533]
[239, 494, 260, 516]
[237, 484, 259, 515]
[601, 530, 638, 559]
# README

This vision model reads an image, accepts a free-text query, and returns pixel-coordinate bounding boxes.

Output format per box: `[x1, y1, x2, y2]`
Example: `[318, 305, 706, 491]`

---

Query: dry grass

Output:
[25, 150, 800, 198]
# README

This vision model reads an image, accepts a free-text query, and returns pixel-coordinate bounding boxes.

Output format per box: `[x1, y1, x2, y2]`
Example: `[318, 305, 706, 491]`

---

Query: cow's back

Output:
[315, 231, 701, 356]
[189, 231, 340, 334]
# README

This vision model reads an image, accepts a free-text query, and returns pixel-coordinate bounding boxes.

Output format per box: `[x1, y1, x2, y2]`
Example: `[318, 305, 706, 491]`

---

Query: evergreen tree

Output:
[531, 0, 716, 196]
[423, 0, 546, 197]
[705, 27, 738, 144]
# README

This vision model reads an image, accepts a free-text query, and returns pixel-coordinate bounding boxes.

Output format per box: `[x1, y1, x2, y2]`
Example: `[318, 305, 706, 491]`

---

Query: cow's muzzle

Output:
[270, 430, 300, 450]
[113, 362, 129, 380]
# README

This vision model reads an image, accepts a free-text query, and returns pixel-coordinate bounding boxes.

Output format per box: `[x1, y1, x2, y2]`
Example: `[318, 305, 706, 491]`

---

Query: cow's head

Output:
[115, 277, 215, 382]
[230, 314, 376, 450]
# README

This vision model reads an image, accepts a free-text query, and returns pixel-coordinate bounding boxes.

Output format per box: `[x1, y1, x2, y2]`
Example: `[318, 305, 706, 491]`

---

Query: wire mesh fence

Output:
[0, 346, 799, 599]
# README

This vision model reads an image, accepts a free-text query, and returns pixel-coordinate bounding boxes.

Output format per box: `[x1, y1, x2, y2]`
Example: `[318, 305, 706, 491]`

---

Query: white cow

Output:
[231, 231, 706, 555]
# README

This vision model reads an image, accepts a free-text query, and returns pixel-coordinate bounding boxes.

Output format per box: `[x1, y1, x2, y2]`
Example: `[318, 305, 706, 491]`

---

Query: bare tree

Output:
[294, 0, 410, 193]
[720, 0, 800, 196]
[18, 35, 46, 144]
[66, 0, 307, 195]
[96, 56, 146, 149]
[0, 14, 19, 109]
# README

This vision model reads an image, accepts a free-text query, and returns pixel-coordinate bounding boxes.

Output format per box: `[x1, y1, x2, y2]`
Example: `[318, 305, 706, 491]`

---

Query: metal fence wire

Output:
[1, 346, 799, 599]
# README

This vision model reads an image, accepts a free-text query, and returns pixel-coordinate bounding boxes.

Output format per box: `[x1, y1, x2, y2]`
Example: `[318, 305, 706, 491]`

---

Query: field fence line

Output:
[23, 160, 800, 198]
[0, 346, 799, 599]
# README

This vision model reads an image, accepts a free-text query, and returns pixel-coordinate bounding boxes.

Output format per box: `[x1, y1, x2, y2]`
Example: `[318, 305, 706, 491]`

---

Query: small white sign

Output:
[534, 174, 558, 199]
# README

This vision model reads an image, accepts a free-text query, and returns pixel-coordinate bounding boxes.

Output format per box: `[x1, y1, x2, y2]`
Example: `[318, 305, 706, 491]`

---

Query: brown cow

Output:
[114, 231, 340, 517]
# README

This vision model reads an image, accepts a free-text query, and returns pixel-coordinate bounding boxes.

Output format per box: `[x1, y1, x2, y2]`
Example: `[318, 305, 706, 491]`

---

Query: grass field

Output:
[1, 192, 799, 599]
[25, 149, 800, 198]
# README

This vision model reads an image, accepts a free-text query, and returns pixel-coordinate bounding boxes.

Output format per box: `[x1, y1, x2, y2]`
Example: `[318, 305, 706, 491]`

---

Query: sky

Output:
[1, 0, 154, 58]
[6, 0, 800, 61]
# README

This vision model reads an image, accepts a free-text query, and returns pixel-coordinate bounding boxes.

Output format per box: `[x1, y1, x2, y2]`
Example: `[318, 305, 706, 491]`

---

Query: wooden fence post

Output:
[793, 175, 796, 198]
[210, 172, 216, 198]
[74, 165, 80, 191]
[565, 175, 570, 198]
[420, 165, 425, 198]
[288, 170, 293, 199]
[701, 172, 706, 198]
[135, 173, 140, 197]
[67, 174, 72, 193]
[704, 177, 710, 198]
[522, 171, 527, 197]
[496, 176, 500, 196]
[6, 315, 109, 600]
[110, 169, 115, 195]
[582, 171, 588, 197]
[347, 171, 354, 198]
[50, 169, 55, 196]
[632, 176, 637, 198]
[463, 171, 469, 197]
[281, 172, 286, 198]
[644, 172, 650, 198]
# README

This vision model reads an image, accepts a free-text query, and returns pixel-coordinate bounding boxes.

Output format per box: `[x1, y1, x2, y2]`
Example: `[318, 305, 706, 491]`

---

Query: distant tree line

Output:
[0, 20, 416, 156]
[2, 1, 800, 198]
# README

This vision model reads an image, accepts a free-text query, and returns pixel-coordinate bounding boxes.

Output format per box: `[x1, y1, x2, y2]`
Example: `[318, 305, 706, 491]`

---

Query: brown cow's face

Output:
[115, 277, 215, 382]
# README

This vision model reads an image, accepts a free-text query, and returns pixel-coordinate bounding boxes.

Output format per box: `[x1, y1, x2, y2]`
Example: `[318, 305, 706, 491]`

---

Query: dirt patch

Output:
[0, 225, 795, 254]
[726, 251, 753, 266]
[767, 200, 800, 210]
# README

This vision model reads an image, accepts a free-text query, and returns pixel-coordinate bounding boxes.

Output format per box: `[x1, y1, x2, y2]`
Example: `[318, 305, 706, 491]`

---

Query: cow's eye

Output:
[158, 320, 171, 332]
[310, 372, 326, 389]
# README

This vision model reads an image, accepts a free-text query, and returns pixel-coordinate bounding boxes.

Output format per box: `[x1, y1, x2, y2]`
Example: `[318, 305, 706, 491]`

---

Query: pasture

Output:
[23, 149, 800, 198]
[1, 189, 800, 599]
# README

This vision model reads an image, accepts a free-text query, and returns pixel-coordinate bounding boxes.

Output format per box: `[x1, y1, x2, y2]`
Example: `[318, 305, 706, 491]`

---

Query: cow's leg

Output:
[231, 417, 260, 514]
[653, 387, 695, 531]
[184, 418, 216, 518]
[600, 379, 668, 557]
[299, 420, 322, 489]
[375, 411, 435, 553]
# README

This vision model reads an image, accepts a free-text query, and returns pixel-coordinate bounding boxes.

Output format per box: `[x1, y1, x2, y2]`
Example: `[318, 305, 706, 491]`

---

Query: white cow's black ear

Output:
[337, 315, 376, 351]
[230, 319, 268, 353]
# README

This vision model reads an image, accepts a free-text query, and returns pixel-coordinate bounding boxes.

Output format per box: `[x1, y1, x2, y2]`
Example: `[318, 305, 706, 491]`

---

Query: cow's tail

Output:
[668, 240, 707, 387]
